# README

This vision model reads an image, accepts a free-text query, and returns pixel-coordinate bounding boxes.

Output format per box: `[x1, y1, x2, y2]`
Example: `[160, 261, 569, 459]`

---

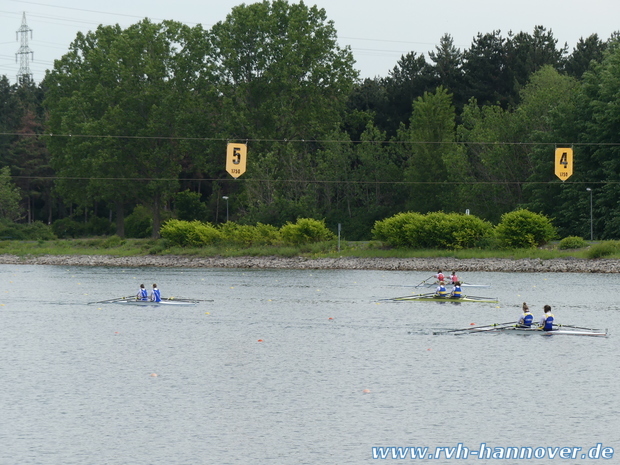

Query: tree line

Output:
[0, 0, 619, 241]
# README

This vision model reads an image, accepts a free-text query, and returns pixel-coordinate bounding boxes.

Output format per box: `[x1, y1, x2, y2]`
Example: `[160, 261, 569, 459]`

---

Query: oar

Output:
[381, 292, 435, 301]
[463, 295, 498, 301]
[88, 296, 131, 304]
[165, 297, 214, 302]
[414, 275, 435, 287]
[554, 324, 602, 331]
[437, 321, 516, 334]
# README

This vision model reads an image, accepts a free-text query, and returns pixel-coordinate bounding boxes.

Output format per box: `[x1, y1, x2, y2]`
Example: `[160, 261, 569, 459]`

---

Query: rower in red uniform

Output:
[435, 270, 445, 282]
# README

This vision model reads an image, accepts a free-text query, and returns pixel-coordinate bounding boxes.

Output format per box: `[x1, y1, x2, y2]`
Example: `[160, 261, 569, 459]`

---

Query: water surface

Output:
[0, 265, 617, 464]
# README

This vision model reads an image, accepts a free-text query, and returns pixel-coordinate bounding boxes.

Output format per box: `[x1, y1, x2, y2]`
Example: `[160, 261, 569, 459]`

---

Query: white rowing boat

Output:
[88, 296, 202, 306]
[470, 326, 608, 337]
[112, 297, 199, 306]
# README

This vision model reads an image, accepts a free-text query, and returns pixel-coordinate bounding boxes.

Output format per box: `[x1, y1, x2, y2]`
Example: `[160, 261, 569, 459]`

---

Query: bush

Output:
[125, 205, 152, 239]
[280, 218, 336, 245]
[558, 236, 588, 250]
[85, 216, 115, 236]
[586, 241, 620, 259]
[52, 218, 86, 238]
[0, 220, 57, 240]
[219, 222, 280, 246]
[371, 212, 425, 247]
[495, 209, 557, 248]
[160, 219, 221, 247]
[372, 212, 493, 249]
[101, 235, 125, 248]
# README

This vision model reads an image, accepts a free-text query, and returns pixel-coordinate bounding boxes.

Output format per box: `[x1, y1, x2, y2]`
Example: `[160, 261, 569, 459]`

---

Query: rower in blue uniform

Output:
[450, 281, 463, 298]
[137, 284, 148, 301]
[538, 304, 554, 331]
[150, 283, 162, 302]
[435, 281, 448, 297]
[517, 302, 533, 327]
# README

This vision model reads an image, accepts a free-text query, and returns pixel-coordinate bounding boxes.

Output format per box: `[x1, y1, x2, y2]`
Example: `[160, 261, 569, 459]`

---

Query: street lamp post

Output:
[586, 188, 593, 241]
[222, 196, 229, 222]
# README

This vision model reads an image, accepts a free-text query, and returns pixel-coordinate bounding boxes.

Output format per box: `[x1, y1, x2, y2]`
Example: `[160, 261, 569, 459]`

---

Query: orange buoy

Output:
[150, 373, 158, 377]
[362, 389, 371, 394]
[257, 339, 263, 342]
[470, 322, 476, 326]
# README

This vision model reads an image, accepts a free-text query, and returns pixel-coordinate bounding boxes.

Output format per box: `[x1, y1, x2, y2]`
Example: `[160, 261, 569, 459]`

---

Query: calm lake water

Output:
[0, 264, 618, 464]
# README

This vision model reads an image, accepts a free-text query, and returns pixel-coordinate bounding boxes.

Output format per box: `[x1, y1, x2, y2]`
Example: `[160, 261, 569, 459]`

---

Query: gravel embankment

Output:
[0, 254, 619, 273]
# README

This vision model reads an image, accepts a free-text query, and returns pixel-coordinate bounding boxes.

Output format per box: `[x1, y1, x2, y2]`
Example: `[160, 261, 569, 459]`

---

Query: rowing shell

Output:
[391, 294, 499, 303]
[416, 282, 491, 289]
[470, 326, 608, 337]
[112, 298, 199, 306]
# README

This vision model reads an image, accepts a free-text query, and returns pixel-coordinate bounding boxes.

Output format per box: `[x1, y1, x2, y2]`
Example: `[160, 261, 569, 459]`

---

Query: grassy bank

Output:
[0, 237, 617, 260]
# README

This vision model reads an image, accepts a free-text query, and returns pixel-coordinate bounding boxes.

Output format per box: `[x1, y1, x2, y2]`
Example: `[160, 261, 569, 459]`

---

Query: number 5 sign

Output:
[555, 147, 573, 181]
[226, 143, 247, 178]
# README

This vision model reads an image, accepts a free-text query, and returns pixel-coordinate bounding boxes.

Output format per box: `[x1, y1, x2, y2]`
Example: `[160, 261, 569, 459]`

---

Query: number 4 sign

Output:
[226, 143, 247, 178]
[555, 147, 573, 181]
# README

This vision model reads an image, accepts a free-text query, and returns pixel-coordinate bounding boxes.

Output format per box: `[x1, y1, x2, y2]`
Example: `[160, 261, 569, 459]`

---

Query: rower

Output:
[435, 280, 448, 297]
[538, 305, 554, 331]
[450, 271, 459, 284]
[137, 283, 148, 301]
[450, 281, 463, 298]
[150, 283, 162, 302]
[517, 302, 533, 328]
[435, 270, 445, 282]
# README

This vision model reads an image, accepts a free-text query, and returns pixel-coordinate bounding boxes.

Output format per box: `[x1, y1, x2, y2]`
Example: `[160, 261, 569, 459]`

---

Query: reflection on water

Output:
[0, 265, 618, 464]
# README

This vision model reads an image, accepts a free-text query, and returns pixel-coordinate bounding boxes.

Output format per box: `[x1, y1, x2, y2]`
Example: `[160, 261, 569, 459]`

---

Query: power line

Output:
[2, 132, 620, 147]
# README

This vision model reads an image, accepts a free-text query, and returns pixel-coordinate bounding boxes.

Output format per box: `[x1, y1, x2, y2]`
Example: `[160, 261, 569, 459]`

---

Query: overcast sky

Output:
[1, 0, 619, 84]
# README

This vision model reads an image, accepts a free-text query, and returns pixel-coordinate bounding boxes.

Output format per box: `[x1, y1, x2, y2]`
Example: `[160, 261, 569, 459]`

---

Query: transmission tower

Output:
[16, 12, 34, 85]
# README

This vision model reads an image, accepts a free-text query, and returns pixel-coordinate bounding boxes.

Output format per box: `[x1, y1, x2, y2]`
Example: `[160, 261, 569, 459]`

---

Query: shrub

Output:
[52, 218, 86, 238]
[372, 212, 425, 247]
[495, 209, 556, 248]
[0, 220, 57, 240]
[85, 216, 115, 236]
[101, 235, 125, 248]
[558, 236, 588, 250]
[280, 218, 336, 245]
[125, 205, 153, 239]
[219, 222, 280, 246]
[160, 219, 221, 247]
[372, 212, 492, 249]
[586, 241, 620, 259]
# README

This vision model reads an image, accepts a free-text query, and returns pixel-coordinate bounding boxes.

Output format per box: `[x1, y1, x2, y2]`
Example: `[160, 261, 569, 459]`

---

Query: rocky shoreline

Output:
[0, 253, 619, 273]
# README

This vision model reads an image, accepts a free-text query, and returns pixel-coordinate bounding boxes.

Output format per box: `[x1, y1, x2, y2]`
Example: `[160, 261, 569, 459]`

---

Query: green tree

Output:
[209, 0, 358, 222]
[506, 26, 566, 101]
[563, 34, 607, 78]
[462, 31, 511, 107]
[382, 52, 434, 136]
[428, 34, 465, 111]
[44, 19, 211, 237]
[517, 67, 582, 237]
[0, 166, 24, 221]
[570, 40, 620, 239]
[397, 86, 457, 213]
